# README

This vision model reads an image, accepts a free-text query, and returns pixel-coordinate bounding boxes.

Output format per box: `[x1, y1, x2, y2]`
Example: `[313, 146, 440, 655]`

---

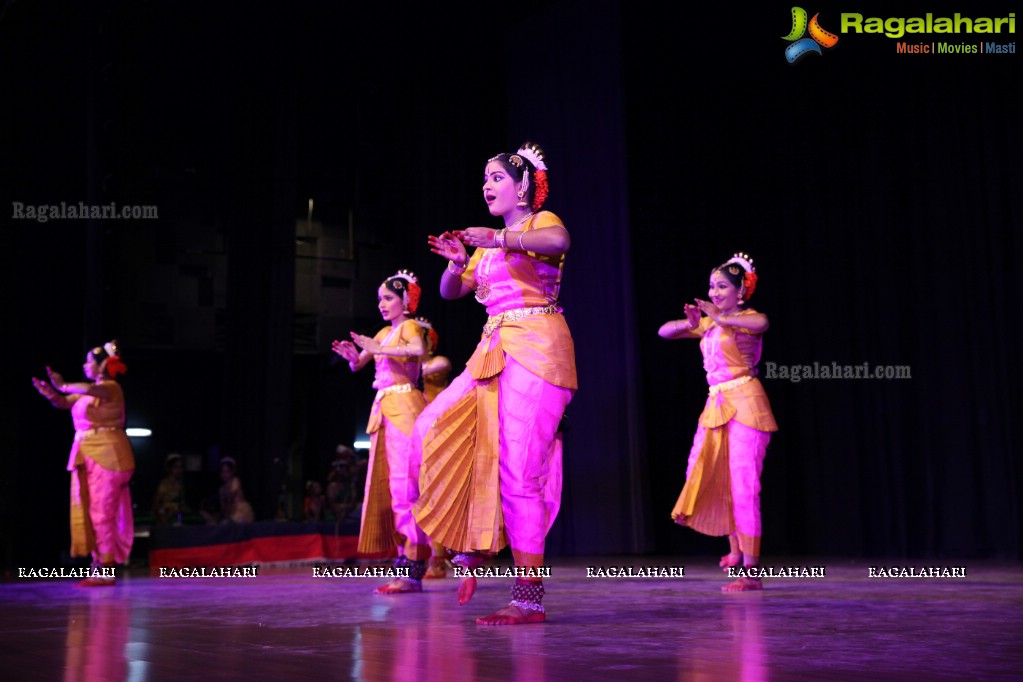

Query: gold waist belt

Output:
[74, 426, 123, 442]
[482, 304, 560, 338]
[708, 375, 753, 397]
[374, 383, 414, 401]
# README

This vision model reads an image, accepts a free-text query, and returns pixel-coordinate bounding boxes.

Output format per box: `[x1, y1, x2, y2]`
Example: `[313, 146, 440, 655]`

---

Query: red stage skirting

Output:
[147, 522, 395, 573]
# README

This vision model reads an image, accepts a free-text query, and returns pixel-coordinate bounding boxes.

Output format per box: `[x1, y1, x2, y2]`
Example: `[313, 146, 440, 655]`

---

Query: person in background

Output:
[212, 457, 255, 524]
[152, 453, 188, 526]
[304, 480, 325, 521]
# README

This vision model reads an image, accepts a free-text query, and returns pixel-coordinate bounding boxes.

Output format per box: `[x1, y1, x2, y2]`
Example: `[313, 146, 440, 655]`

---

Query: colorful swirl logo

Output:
[782, 7, 839, 63]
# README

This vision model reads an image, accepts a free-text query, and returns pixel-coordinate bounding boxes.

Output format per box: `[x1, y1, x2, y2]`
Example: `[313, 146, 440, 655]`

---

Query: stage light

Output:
[126, 428, 152, 437]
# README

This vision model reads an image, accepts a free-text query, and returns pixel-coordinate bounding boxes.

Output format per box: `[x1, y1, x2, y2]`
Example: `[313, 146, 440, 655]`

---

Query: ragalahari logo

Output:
[783, 7, 839, 63]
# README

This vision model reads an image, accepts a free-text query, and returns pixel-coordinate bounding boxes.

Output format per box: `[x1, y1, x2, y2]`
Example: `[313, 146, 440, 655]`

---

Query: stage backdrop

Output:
[5, 0, 1019, 570]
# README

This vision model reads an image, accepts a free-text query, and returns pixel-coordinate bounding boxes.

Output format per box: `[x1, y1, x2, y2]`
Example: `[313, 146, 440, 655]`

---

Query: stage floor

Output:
[1, 557, 1021, 681]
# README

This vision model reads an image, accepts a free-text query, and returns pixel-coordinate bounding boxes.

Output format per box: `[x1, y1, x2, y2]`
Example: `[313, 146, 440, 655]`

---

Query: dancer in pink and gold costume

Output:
[32, 341, 135, 586]
[413, 141, 576, 624]
[333, 270, 430, 594]
[659, 253, 778, 592]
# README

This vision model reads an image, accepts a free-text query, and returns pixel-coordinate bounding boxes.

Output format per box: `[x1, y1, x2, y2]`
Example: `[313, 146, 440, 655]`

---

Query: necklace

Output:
[506, 212, 534, 229]
[476, 213, 535, 303]
[475, 249, 498, 303]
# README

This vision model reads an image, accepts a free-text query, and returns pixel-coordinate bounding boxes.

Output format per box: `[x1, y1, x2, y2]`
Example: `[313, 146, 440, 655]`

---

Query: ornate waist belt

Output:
[374, 383, 414, 401]
[482, 304, 560, 338]
[708, 375, 753, 397]
[74, 426, 123, 441]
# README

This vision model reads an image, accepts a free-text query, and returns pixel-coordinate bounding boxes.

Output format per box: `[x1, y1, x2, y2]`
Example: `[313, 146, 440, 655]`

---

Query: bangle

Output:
[516, 231, 526, 251]
[448, 259, 467, 275]
[495, 228, 507, 249]
[718, 315, 729, 327]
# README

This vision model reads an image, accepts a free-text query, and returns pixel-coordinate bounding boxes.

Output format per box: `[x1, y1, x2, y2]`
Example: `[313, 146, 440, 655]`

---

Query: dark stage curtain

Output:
[5, 1, 1019, 571]
[502, 0, 653, 556]
[626, 2, 1022, 560]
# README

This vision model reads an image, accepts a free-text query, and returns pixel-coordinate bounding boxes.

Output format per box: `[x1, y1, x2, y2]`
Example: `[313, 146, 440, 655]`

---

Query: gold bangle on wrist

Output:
[448, 259, 467, 275]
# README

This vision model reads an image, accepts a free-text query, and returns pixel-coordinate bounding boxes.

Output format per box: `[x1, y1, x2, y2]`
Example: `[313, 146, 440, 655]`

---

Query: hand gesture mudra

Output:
[32, 375, 58, 399]
[428, 231, 469, 262]
[683, 303, 702, 330]
[349, 332, 382, 355]
[46, 366, 65, 389]
[694, 299, 724, 322]
[331, 339, 360, 363]
[454, 227, 498, 249]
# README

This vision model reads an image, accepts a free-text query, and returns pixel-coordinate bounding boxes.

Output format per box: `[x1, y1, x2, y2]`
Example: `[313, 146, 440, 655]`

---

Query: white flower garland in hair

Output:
[389, 268, 418, 285]
[516, 143, 547, 172]
[726, 252, 755, 273]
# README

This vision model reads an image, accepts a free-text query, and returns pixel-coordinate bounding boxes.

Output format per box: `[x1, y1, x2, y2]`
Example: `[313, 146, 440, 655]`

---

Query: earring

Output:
[516, 169, 530, 207]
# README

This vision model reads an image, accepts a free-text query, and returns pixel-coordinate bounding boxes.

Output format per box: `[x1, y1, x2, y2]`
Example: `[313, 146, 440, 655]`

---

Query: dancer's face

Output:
[83, 352, 102, 380]
[708, 270, 742, 314]
[482, 160, 522, 217]
[377, 285, 406, 323]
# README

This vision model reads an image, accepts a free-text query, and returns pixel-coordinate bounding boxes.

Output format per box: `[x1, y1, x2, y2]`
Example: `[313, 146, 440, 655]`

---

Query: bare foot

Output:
[373, 577, 422, 595]
[451, 553, 485, 604]
[671, 513, 688, 526]
[475, 604, 545, 626]
[719, 552, 742, 573]
[721, 576, 763, 593]
[78, 576, 116, 588]
[457, 576, 477, 605]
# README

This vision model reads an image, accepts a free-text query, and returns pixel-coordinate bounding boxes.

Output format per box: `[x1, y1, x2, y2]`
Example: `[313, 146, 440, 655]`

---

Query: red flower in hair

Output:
[427, 328, 439, 352]
[532, 170, 549, 210]
[742, 272, 758, 301]
[406, 282, 422, 314]
[105, 356, 128, 378]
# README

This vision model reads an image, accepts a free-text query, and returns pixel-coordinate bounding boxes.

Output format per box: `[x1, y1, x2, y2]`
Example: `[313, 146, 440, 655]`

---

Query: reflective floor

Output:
[1, 558, 1021, 681]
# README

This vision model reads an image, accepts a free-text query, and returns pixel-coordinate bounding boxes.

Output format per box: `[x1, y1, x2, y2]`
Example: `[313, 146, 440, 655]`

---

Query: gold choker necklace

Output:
[506, 212, 534, 229]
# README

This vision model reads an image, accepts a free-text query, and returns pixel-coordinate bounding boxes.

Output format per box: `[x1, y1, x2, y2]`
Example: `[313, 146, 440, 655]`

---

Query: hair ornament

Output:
[386, 269, 422, 314]
[94, 338, 128, 377]
[532, 170, 548, 210]
[725, 252, 755, 273]
[725, 252, 757, 301]
[515, 142, 547, 172]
